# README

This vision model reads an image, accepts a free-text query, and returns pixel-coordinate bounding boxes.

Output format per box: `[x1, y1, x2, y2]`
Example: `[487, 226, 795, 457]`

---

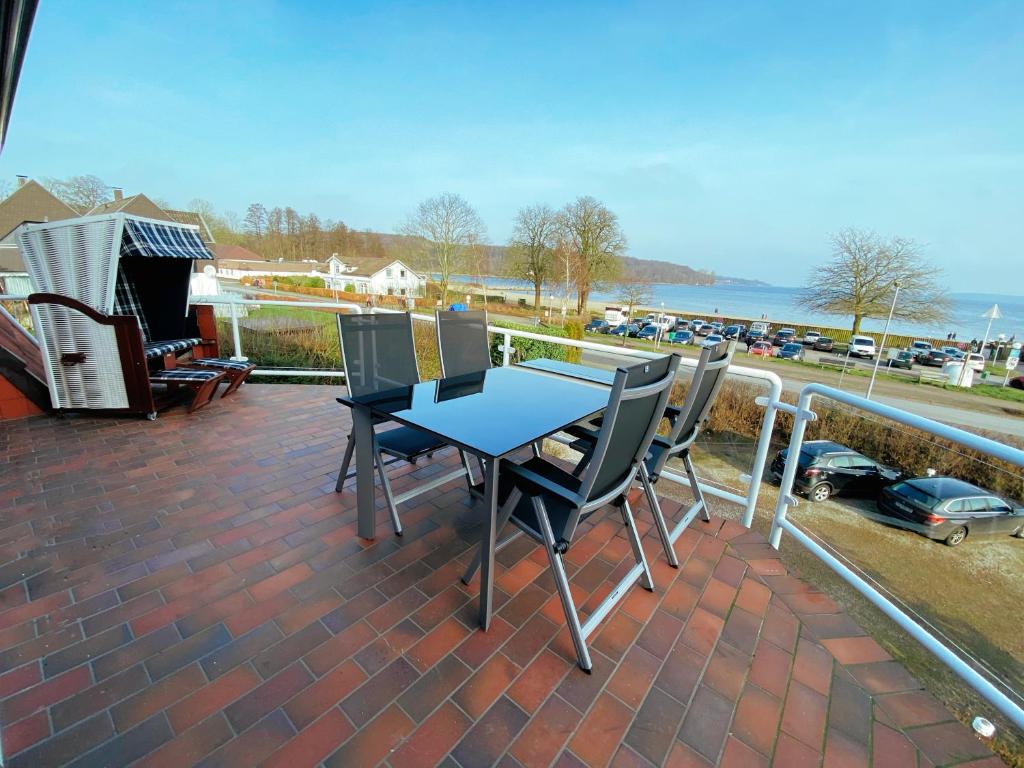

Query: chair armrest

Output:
[663, 404, 682, 428]
[504, 462, 584, 508]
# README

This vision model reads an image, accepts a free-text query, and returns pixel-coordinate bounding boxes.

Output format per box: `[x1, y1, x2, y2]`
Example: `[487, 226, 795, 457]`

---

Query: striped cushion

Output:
[150, 369, 221, 383]
[144, 339, 203, 359]
[191, 358, 254, 370]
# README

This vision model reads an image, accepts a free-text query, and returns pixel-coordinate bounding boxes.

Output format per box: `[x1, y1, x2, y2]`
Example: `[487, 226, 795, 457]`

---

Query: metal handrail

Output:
[770, 382, 1024, 731]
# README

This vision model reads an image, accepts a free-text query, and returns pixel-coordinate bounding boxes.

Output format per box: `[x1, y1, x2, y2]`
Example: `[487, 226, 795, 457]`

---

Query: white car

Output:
[848, 335, 876, 359]
[701, 333, 724, 348]
[967, 353, 985, 372]
[803, 330, 821, 345]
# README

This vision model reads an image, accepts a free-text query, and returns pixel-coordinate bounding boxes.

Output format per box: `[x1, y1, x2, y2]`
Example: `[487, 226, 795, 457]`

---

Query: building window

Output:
[386, 268, 393, 277]
[400, 269, 406, 278]
[400, 288, 407, 295]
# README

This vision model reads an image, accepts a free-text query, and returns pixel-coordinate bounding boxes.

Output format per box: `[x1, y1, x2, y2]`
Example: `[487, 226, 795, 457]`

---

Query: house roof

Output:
[330, 255, 422, 278]
[215, 257, 325, 274]
[211, 243, 265, 262]
[164, 209, 215, 244]
[87, 193, 172, 222]
[0, 179, 78, 240]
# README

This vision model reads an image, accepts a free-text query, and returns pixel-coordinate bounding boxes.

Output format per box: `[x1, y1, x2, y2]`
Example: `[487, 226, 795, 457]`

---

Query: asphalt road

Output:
[578, 338, 1024, 439]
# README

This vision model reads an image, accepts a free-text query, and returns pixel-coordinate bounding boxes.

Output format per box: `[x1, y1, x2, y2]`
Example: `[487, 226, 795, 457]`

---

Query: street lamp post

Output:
[959, 304, 1001, 387]
[866, 281, 900, 400]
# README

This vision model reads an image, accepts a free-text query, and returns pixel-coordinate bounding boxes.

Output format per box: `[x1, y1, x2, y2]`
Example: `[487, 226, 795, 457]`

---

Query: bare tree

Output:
[615, 280, 653, 346]
[798, 228, 952, 335]
[559, 196, 626, 314]
[508, 204, 558, 309]
[402, 192, 486, 304]
[42, 174, 110, 211]
[244, 203, 268, 238]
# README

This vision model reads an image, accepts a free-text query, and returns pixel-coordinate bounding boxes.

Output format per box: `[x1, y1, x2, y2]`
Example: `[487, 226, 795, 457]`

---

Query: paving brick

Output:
[677, 685, 734, 762]
[781, 680, 829, 751]
[452, 695, 530, 768]
[398, 653, 475, 723]
[284, 659, 366, 730]
[65, 712, 173, 768]
[6, 712, 114, 768]
[253, 620, 330, 679]
[323, 705, 415, 768]
[821, 636, 891, 666]
[568, 692, 635, 767]
[341, 656, 421, 727]
[0, 662, 41, 698]
[1, 665, 92, 724]
[607, 645, 662, 710]
[111, 663, 206, 732]
[92, 623, 180, 680]
[748, 637, 791, 699]
[625, 685, 686, 765]
[196, 708, 296, 768]
[224, 662, 313, 732]
[261, 708, 354, 768]
[145, 622, 232, 681]
[509, 694, 581, 768]
[50, 663, 149, 731]
[167, 664, 263, 733]
[733, 682, 782, 756]
[392, 701, 472, 767]
[905, 720, 991, 765]
[772, 731, 822, 768]
[453, 652, 521, 719]
[1, 710, 50, 758]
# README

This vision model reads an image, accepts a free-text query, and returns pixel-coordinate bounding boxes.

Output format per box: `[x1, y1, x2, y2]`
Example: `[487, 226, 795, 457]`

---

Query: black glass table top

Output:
[516, 357, 615, 386]
[340, 366, 609, 458]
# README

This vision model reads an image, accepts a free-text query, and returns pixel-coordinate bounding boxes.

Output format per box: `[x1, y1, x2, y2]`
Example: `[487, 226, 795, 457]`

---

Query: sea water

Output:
[446, 276, 1023, 342]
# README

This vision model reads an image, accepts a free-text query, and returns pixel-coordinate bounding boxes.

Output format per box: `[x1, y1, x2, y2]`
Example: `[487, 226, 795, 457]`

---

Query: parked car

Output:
[750, 321, 770, 336]
[967, 353, 985, 372]
[637, 324, 660, 341]
[610, 323, 640, 337]
[631, 318, 650, 329]
[887, 350, 915, 370]
[1010, 376, 1024, 390]
[771, 328, 797, 346]
[910, 341, 933, 361]
[777, 342, 804, 361]
[920, 350, 953, 367]
[748, 341, 774, 358]
[709, 321, 724, 333]
[584, 319, 610, 333]
[877, 476, 1024, 546]
[668, 329, 694, 345]
[941, 346, 964, 360]
[696, 322, 714, 337]
[691, 319, 706, 333]
[701, 333, 724, 348]
[675, 319, 691, 331]
[812, 336, 834, 352]
[722, 324, 740, 339]
[803, 330, 821, 345]
[771, 440, 903, 502]
[848, 335, 877, 359]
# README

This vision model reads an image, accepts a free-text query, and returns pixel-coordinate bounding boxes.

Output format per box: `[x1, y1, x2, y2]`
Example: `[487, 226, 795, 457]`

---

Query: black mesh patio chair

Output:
[464, 353, 681, 672]
[567, 340, 736, 567]
[436, 309, 492, 377]
[334, 312, 470, 535]
[435, 309, 495, 484]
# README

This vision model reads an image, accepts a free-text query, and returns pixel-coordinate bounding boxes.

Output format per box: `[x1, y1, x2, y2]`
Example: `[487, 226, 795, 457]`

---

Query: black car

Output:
[920, 350, 952, 367]
[610, 323, 640, 337]
[771, 328, 797, 346]
[745, 329, 766, 345]
[722, 324, 746, 340]
[771, 440, 902, 502]
[584, 319, 610, 333]
[887, 351, 915, 370]
[877, 477, 1024, 546]
[812, 336, 834, 352]
[777, 342, 804, 361]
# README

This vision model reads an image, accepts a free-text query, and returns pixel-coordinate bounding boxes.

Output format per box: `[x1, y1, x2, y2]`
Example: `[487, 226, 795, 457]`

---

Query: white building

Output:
[324, 255, 426, 298]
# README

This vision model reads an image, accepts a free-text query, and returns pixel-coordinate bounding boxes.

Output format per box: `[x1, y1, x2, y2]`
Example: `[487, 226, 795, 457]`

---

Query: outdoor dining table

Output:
[341, 364, 610, 629]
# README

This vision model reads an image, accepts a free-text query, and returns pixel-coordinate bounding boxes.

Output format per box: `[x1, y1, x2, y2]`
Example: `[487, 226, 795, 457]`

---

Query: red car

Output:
[748, 341, 774, 358]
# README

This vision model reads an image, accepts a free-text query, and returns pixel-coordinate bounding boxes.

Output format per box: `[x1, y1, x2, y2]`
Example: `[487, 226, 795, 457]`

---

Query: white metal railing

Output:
[770, 382, 1024, 731]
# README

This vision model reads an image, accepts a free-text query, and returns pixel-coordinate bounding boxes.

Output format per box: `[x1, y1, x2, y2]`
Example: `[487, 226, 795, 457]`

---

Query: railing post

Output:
[502, 332, 512, 367]
[742, 376, 783, 528]
[769, 389, 815, 548]
[228, 296, 246, 361]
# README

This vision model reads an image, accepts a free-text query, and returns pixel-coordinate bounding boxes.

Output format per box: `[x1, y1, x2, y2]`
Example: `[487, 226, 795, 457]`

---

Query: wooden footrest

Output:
[184, 358, 257, 397]
[149, 369, 226, 413]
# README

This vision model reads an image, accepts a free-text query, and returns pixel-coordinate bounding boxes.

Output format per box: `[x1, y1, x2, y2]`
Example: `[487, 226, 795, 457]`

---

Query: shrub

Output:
[564, 320, 584, 364]
[488, 321, 571, 366]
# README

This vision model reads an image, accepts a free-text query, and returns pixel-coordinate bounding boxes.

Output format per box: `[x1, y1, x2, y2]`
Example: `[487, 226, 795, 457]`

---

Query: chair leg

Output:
[459, 450, 476, 491]
[374, 448, 403, 536]
[462, 488, 521, 585]
[535, 496, 592, 672]
[335, 434, 356, 492]
[639, 465, 679, 568]
[620, 498, 655, 591]
[682, 451, 711, 522]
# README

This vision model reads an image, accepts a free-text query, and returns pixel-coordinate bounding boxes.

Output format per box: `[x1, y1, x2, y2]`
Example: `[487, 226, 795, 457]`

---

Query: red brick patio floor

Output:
[0, 384, 998, 767]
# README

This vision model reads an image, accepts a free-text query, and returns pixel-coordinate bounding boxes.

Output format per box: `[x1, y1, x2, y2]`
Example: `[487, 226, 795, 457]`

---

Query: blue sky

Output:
[2, 1, 1021, 291]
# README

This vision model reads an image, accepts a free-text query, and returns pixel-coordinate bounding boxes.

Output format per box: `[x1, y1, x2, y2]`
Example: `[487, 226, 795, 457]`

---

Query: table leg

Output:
[478, 455, 500, 630]
[353, 405, 376, 539]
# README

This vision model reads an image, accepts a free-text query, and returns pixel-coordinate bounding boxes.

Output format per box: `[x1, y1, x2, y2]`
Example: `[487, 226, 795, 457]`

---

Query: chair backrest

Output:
[113, 265, 152, 341]
[337, 312, 420, 397]
[436, 309, 491, 377]
[652, 340, 735, 474]
[572, 354, 681, 530]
